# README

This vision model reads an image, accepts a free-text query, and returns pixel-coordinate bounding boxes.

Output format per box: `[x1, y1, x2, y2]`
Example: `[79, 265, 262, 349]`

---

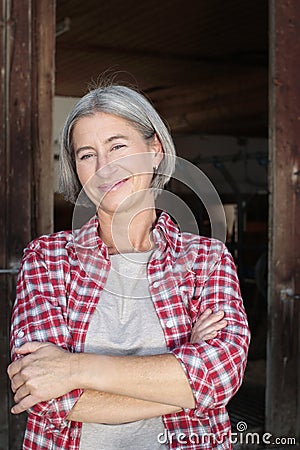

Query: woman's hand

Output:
[190, 309, 227, 343]
[7, 309, 227, 414]
[7, 341, 76, 414]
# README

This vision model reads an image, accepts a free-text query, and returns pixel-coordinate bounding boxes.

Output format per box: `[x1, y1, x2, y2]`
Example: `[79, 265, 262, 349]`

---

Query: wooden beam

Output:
[32, 0, 55, 236]
[54, 48, 267, 97]
[55, 50, 268, 136]
[162, 86, 267, 129]
[0, 1, 55, 448]
[0, 1, 9, 447]
[266, 0, 300, 440]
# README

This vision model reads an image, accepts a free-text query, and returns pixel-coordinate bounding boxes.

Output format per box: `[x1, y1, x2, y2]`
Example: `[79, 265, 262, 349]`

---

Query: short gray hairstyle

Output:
[59, 84, 176, 203]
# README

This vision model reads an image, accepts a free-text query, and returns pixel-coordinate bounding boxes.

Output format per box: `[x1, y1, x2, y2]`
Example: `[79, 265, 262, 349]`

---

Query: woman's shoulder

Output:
[178, 232, 234, 278]
[23, 229, 74, 259]
[180, 231, 226, 256]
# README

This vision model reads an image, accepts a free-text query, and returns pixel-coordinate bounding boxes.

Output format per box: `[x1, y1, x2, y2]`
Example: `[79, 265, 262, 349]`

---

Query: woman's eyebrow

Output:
[105, 134, 128, 143]
[75, 145, 94, 156]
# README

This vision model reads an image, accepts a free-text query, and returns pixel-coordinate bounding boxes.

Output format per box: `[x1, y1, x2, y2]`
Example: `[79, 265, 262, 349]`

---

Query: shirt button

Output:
[166, 319, 173, 328]
[153, 281, 160, 289]
[71, 429, 77, 440]
[17, 330, 25, 338]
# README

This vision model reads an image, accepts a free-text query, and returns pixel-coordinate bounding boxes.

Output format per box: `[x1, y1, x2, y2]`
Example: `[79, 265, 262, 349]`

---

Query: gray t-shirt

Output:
[79, 250, 168, 450]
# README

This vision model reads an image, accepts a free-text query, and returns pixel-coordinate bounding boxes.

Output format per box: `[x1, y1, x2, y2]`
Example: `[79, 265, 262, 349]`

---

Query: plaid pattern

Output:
[10, 212, 250, 450]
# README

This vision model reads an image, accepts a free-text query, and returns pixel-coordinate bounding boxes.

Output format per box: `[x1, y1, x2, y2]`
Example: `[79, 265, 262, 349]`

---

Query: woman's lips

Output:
[98, 178, 129, 193]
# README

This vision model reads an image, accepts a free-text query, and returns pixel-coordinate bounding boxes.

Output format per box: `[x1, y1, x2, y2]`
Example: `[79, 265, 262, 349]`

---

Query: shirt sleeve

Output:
[171, 244, 251, 415]
[10, 245, 83, 429]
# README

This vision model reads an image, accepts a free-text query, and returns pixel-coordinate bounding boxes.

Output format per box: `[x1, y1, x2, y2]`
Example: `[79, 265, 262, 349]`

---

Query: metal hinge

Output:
[280, 288, 300, 301]
[0, 268, 19, 275]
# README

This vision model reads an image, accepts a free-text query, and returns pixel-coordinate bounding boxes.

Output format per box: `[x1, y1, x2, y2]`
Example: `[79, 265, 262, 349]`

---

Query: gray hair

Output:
[59, 84, 176, 203]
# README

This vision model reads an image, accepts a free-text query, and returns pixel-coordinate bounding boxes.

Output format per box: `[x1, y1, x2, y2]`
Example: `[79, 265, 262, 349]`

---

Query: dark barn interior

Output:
[1, 1, 300, 449]
[54, 0, 269, 439]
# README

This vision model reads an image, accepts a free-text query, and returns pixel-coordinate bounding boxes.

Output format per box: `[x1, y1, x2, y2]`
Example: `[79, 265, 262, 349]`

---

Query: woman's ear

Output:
[151, 134, 164, 167]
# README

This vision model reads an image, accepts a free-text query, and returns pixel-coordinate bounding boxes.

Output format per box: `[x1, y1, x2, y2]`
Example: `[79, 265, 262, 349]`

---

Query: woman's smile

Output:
[98, 177, 130, 193]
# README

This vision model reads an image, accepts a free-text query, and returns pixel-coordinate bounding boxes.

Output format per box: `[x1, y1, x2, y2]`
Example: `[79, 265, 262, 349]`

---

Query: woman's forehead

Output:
[72, 112, 143, 142]
[75, 112, 134, 130]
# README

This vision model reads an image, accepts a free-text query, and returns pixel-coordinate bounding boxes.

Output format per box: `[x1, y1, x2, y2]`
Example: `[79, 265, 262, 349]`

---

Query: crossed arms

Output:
[8, 309, 226, 423]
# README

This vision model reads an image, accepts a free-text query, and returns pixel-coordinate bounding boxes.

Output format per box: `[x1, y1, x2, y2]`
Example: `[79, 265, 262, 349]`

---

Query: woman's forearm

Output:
[8, 311, 225, 414]
[67, 389, 181, 423]
[73, 353, 195, 409]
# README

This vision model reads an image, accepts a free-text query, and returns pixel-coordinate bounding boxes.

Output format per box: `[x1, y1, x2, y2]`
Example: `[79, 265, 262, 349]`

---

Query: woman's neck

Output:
[97, 207, 157, 254]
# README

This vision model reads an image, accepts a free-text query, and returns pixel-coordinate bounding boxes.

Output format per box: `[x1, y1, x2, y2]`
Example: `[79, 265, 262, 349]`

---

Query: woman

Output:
[8, 84, 250, 450]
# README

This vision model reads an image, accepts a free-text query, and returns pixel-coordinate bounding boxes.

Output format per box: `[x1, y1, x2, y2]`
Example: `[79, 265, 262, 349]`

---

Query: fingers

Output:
[192, 309, 224, 334]
[11, 394, 39, 415]
[199, 319, 227, 336]
[190, 309, 227, 343]
[15, 341, 45, 355]
[7, 358, 22, 380]
[7, 341, 73, 414]
[10, 374, 36, 415]
[194, 318, 227, 338]
[198, 309, 224, 323]
[8, 341, 60, 381]
[7, 341, 46, 380]
[14, 383, 30, 404]
[11, 373, 23, 393]
[200, 330, 218, 340]
[7, 351, 34, 382]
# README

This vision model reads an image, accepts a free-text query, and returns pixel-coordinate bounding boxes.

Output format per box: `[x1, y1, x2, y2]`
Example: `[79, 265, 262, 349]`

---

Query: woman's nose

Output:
[95, 157, 116, 178]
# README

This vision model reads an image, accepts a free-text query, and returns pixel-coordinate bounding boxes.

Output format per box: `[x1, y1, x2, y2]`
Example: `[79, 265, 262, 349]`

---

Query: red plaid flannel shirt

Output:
[10, 212, 250, 450]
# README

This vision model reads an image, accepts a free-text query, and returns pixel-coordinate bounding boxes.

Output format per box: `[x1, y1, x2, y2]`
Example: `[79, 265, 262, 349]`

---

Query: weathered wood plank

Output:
[267, 0, 300, 440]
[0, 1, 55, 448]
[6, 0, 34, 446]
[0, 0, 9, 445]
[31, 0, 55, 237]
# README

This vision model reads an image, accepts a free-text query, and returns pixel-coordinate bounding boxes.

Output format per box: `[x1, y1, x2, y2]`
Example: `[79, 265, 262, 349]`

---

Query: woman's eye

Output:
[111, 144, 125, 151]
[80, 153, 94, 160]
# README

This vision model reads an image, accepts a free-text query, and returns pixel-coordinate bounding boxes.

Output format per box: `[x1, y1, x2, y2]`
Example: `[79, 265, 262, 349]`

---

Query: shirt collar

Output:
[71, 215, 109, 259]
[152, 211, 180, 257]
[71, 210, 180, 261]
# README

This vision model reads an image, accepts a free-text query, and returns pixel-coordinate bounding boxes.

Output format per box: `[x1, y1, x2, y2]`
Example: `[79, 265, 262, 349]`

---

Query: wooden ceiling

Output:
[55, 0, 268, 137]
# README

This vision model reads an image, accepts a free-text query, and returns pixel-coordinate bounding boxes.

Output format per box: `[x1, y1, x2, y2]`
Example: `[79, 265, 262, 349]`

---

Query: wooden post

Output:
[0, 1, 55, 448]
[267, 0, 300, 441]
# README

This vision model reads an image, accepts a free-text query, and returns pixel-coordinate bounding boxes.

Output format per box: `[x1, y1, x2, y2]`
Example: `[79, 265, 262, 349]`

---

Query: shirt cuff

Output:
[29, 389, 84, 429]
[171, 343, 215, 415]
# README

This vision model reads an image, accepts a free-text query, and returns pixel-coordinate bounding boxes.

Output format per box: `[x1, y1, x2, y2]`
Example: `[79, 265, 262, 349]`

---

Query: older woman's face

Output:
[73, 112, 162, 214]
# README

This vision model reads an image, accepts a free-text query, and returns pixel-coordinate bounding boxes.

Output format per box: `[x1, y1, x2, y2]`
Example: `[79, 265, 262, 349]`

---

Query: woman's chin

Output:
[97, 189, 154, 217]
